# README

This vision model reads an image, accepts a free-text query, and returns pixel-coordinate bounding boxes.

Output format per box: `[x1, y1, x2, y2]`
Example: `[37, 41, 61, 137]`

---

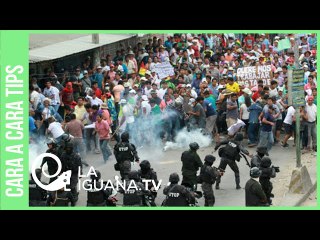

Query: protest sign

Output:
[236, 65, 273, 88]
[154, 62, 174, 79]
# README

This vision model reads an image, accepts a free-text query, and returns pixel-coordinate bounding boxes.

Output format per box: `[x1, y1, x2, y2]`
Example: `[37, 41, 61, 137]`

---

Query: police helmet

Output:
[65, 142, 74, 150]
[234, 132, 244, 142]
[256, 146, 267, 155]
[250, 167, 261, 178]
[189, 142, 200, 151]
[91, 170, 101, 180]
[121, 131, 129, 142]
[46, 138, 57, 147]
[204, 155, 216, 164]
[128, 170, 140, 181]
[260, 156, 272, 168]
[61, 133, 72, 142]
[169, 172, 180, 184]
[139, 160, 151, 171]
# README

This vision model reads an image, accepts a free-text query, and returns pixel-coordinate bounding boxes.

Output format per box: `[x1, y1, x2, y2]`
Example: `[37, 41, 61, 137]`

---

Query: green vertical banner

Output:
[0, 31, 29, 209]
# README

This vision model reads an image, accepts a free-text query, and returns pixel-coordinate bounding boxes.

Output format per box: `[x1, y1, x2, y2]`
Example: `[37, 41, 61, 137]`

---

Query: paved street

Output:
[74, 137, 300, 207]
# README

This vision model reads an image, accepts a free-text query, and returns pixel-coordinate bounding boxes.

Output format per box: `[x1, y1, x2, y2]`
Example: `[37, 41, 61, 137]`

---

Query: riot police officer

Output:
[198, 155, 221, 206]
[46, 188, 76, 206]
[114, 131, 140, 181]
[250, 146, 268, 168]
[29, 169, 47, 206]
[214, 133, 250, 190]
[259, 156, 277, 205]
[85, 170, 114, 206]
[41, 138, 59, 183]
[162, 173, 195, 206]
[138, 160, 159, 206]
[56, 133, 74, 158]
[60, 142, 82, 201]
[119, 170, 145, 206]
[181, 142, 203, 190]
[245, 167, 268, 207]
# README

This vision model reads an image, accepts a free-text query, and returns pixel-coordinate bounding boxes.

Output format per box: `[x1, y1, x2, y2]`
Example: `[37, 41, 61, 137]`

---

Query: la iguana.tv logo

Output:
[31, 153, 71, 191]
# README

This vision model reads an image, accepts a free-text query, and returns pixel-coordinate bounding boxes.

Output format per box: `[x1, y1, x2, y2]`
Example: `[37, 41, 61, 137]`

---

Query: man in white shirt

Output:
[30, 86, 40, 110]
[140, 95, 151, 116]
[43, 80, 60, 112]
[47, 117, 65, 143]
[305, 96, 317, 151]
[281, 106, 295, 148]
[158, 81, 168, 100]
[86, 92, 103, 107]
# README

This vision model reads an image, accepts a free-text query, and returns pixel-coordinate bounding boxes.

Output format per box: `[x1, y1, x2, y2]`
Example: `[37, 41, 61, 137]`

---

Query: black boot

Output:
[236, 184, 241, 190]
[215, 183, 220, 189]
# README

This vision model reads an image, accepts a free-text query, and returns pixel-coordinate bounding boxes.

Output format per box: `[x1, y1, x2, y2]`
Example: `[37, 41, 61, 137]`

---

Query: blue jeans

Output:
[258, 130, 274, 152]
[99, 139, 112, 162]
[248, 123, 259, 144]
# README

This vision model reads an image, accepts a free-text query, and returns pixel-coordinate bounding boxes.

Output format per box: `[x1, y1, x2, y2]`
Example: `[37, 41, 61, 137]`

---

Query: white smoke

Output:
[29, 140, 48, 173]
[163, 128, 212, 151]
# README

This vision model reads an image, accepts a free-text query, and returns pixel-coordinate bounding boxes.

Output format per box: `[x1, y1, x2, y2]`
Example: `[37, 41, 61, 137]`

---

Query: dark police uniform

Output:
[259, 157, 276, 204]
[162, 184, 195, 206]
[138, 160, 158, 206]
[41, 147, 59, 183]
[60, 147, 82, 201]
[245, 178, 268, 206]
[114, 141, 140, 180]
[85, 181, 113, 206]
[119, 180, 145, 206]
[46, 190, 76, 206]
[29, 179, 47, 206]
[215, 139, 249, 189]
[199, 164, 220, 206]
[181, 150, 203, 189]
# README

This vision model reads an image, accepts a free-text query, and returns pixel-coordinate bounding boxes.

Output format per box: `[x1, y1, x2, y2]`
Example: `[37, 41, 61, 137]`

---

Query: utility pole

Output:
[293, 35, 301, 168]
[288, 34, 313, 194]
[287, 35, 302, 167]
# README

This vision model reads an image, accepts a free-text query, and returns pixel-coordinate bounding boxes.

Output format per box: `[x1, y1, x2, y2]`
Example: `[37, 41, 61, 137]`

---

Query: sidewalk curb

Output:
[294, 181, 317, 206]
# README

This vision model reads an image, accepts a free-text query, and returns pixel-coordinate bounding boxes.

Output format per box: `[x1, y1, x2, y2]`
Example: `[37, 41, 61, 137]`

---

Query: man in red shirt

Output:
[252, 85, 264, 102]
[243, 34, 255, 51]
[95, 114, 112, 163]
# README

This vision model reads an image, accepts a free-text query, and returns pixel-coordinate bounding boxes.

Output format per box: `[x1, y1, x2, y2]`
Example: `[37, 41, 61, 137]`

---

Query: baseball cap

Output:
[186, 84, 192, 88]
[83, 70, 88, 74]
[188, 98, 196, 105]
[141, 95, 148, 101]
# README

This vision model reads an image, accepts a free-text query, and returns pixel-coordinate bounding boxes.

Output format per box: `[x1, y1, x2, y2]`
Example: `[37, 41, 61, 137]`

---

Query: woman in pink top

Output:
[95, 114, 112, 162]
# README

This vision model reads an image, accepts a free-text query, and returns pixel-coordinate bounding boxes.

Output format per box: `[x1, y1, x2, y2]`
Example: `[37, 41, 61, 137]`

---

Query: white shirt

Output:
[86, 95, 103, 107]
[30, 90, 40, 110]
[269, 88, 278, 98]
[141, 101, 151, 116]
[144, 87, 152, 98]
[240, 103, 250, 120]
[48, 122, 65, 139]
[283, 106, 296, 125]
[158, 88, 167, 100]
[122, 105, 135, 123]
[305, 103, 317, 122]
[42, 107, 51, 120]
[43, 86, 60, 105]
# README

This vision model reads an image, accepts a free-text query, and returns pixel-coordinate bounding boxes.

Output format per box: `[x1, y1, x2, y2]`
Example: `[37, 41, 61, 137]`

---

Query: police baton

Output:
[240, 153, 251, 168]
[110, 122, 123, 139]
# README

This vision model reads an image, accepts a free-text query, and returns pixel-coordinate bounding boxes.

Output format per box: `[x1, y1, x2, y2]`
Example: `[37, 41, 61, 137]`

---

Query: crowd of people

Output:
[29, 33, 317, 207]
